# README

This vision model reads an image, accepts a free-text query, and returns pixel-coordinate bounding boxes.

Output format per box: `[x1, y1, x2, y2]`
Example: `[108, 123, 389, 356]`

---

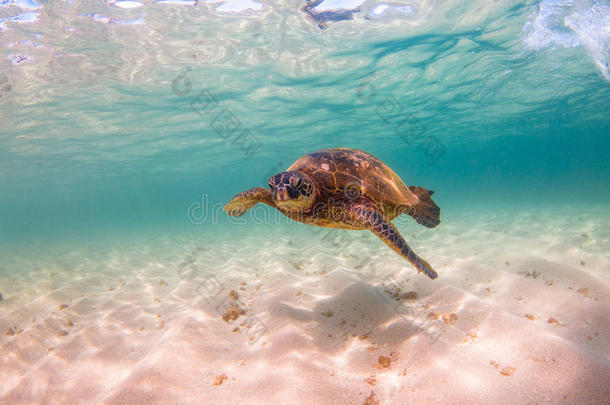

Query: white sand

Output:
[0, 205, 608, 404]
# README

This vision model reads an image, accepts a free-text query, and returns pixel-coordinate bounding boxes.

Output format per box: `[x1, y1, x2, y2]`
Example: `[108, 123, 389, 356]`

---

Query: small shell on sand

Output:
[401, 291, 418, 300]
[442, 313, 458, 326]
[377, 356, 391, 368]
[427, 312, 440, 320]
[6, 326, 22, 336]
[222, 305, 245, 322]
[213, 374, 228, 386]
[501, 367, 515, 376]
[363, 391, 379, 405]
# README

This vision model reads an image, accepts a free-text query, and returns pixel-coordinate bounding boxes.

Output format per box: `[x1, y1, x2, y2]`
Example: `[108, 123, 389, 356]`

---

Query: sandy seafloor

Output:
[0, 204, 608, 405]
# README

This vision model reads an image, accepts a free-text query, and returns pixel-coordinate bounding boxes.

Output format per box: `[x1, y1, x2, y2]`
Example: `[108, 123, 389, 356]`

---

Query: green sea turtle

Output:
[224, 148, 441, 279]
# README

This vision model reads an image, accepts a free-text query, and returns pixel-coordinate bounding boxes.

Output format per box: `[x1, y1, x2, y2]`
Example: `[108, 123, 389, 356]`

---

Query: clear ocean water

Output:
[0, 0, 609, 403]
[1, 0, 608, 249]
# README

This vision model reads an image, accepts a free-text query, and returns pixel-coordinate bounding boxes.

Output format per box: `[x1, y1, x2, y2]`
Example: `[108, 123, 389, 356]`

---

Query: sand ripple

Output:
[0, 206, 608, 404]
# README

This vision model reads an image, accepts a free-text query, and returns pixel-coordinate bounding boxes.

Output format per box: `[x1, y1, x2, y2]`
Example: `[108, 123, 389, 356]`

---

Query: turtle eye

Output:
[289, 175, 302, 188]
[268, 178, 275, 189]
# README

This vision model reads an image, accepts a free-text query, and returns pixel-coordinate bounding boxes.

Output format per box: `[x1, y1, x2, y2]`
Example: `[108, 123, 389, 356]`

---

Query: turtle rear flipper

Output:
[224, 187, 275, 216]
[407, 186, 440, 228]
[351, 206, 438, 280]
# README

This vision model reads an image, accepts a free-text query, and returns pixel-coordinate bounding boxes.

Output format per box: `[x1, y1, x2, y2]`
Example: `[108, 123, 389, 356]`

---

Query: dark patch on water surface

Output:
[301, 0, 360, 29]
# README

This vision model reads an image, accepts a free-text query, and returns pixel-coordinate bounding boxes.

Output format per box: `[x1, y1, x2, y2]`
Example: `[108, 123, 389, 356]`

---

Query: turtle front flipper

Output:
[350, 206, 438, 280]
[224, 187, 275, 217]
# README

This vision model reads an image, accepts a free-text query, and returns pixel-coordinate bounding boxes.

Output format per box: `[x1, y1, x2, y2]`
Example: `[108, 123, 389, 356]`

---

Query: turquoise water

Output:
[1, 0, 609, 251]
[0, 5, 609, 250]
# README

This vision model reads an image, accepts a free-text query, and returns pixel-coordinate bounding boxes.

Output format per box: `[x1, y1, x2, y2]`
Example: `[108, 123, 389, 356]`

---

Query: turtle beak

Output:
[273, 187, 290, 202]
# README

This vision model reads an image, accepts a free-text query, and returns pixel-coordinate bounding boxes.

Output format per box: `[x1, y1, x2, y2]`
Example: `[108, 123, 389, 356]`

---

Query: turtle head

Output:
[269, 171, 315, 212]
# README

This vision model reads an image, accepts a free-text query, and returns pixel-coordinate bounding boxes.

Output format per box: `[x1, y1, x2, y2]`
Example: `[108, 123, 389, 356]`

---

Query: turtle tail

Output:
[407, 186, 440, 228]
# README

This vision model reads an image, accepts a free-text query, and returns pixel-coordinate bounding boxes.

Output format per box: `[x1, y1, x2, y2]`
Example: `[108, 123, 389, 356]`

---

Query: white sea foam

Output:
[0, 0, 42, 10]
[0, 11, 39, 29]
[79, 12, 146, 25]
[215, 0, 263, 12]
[312, 0, 366, 12]
[366, 2, 415, 20]
[155, 0, 198, 5]
[105, 0, 144, 9]
[524, 0, 610, 81]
